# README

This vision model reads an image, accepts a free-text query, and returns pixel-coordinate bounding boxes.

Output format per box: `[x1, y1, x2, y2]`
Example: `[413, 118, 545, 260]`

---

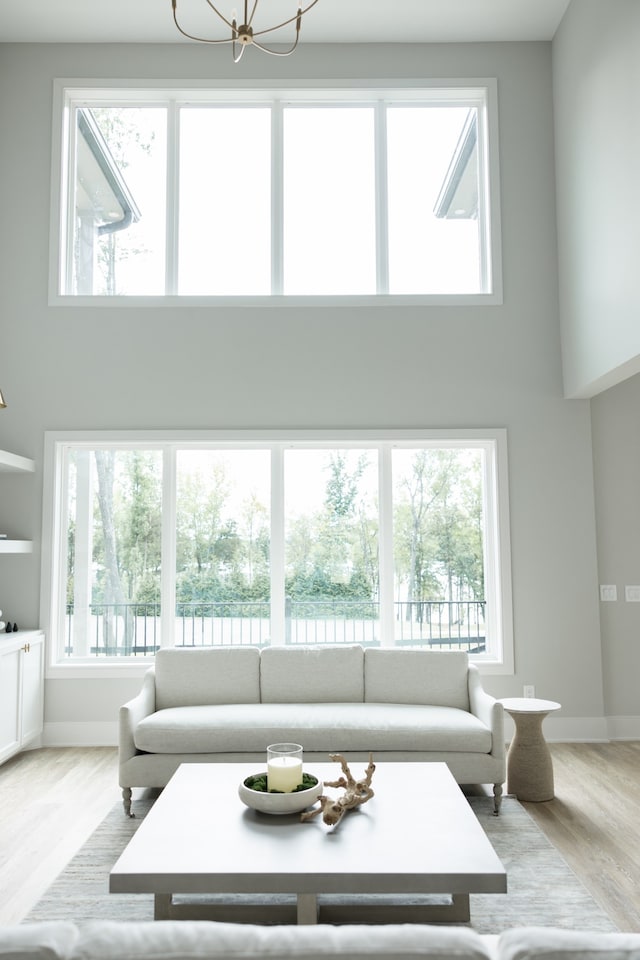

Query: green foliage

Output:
[393, 448, 484, 606]
[67, 446, 485, 620]
[244, 772, 319, 794]
[89, 450, 162, 608]
[324, 452, 365, 518]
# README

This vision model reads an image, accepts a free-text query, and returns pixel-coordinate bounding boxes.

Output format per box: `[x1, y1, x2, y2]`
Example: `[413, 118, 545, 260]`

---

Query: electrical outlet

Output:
[600, 584, 617, 602]
[625, 585, 640, 602]
[523, 684, 535, 698]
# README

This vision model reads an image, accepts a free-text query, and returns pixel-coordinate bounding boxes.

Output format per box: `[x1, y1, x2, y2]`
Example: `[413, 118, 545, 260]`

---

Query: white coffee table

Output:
[110, 761, 506, 925]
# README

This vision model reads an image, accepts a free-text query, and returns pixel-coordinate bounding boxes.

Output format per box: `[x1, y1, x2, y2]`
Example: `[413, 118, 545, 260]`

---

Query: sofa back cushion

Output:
[74, 920, 493, 960]
[364, 649, 470, 710]
[260, 645, 364, 703]
[154, 648, 261, 710]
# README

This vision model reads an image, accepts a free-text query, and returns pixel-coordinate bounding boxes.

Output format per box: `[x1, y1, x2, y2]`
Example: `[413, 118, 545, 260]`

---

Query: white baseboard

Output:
[522, 715, 610, 743]
[44, 715, 640, 749]
[527, 715, 640, 742]
[605, 715, 640, 740]
[44, 721, 118, 747]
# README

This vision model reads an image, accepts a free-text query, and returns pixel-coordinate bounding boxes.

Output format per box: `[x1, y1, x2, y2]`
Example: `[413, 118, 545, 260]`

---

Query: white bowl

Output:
[238, 773, 323, 815]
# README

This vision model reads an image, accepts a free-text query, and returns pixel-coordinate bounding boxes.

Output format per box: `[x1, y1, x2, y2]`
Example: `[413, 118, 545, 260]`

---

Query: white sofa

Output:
[7, 921, 640, 960]
[119, 644, 505, 816]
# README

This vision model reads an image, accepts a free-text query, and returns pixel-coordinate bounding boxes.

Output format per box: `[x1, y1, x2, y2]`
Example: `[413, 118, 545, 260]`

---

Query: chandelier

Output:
[171, 0, 321, 62]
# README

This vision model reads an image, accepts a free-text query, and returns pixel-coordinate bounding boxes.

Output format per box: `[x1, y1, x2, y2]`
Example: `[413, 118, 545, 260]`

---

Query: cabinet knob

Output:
[21, 643, 30, 653]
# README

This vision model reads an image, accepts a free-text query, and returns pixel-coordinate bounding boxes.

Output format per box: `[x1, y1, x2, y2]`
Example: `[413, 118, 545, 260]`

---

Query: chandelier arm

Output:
[246, 0, 260, 28]
[171, 0, 320, 53]
[172, 0, 236, 42]
[249, 0, 319, 38]
[232, 38, 246, 62]
[172, 20, 235, 43]
[252, 36, 300, 56]
[201, 0, 236, 30]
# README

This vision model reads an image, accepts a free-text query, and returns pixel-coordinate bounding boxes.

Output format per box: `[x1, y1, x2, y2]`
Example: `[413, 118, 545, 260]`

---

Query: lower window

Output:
[43, 430, 513, 671]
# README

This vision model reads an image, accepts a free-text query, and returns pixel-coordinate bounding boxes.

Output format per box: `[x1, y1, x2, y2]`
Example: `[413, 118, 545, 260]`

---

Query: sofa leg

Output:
[122, 787, 134, 818]
[492, 783, 503, 816]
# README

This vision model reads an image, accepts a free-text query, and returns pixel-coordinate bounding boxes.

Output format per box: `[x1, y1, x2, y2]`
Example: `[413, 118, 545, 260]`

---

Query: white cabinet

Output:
[0, 631, 44, 764]
[0, 448, 36, 554]
[0, 449, 43, 765]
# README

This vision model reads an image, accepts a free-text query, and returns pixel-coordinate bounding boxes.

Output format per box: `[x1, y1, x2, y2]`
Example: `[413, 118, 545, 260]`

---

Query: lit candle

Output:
[267, 742, 303, 792]
[267, 756, 303, 792]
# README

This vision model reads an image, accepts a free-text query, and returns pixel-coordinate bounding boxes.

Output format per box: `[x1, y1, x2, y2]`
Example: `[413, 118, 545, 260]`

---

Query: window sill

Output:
[48, 292, 503, 309]
[45, 654, 511, 679]
[46, 660, 154, 680]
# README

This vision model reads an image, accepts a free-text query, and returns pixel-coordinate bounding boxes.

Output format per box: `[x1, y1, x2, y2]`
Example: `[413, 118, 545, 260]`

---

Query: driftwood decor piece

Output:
[300, 753, 376, 827]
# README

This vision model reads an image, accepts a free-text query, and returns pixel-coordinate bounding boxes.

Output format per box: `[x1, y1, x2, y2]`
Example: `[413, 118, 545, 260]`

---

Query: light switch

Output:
[600, 585, 617, 602]
[625, 585, 640, 602]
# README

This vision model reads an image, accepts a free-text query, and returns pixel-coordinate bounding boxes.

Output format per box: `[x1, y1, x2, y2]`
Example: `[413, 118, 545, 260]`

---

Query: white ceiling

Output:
[0, 0, 572, 44]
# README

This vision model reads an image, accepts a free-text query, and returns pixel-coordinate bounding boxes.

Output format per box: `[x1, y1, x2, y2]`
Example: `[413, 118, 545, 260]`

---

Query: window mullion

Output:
[374, 101, 389, 296]
[161, 446, 177, 648]
[477, 96, 500, 297]
[64, 102, 77, 296]
[72, 450, 94, 658]
[378, 444, 395, 647]
[165, 100, 180, 296]
[271, 102, 284, 295]
[270, 445, 286, 644]
[56, 447, 73, 662]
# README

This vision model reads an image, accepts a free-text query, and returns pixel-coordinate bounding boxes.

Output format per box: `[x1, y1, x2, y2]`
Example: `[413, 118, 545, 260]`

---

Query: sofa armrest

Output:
[468, 664, 504, 762]
[119, 667, 156, 771]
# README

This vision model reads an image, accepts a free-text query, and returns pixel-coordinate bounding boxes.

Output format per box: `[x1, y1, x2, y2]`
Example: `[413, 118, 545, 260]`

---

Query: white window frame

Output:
[40, 428, 514, 678]
[48, 79, 503, 307]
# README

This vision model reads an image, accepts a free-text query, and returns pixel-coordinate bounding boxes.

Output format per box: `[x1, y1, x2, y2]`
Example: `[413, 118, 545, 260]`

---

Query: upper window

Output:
[52, 84, 501, 302]
[41, 430, 514, 674]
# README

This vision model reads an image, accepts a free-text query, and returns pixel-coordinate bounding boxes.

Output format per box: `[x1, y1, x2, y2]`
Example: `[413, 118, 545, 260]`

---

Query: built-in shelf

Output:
[0, 450, 35, 551]
[0, 450, 35, 474]
[0, 540, 33, 554]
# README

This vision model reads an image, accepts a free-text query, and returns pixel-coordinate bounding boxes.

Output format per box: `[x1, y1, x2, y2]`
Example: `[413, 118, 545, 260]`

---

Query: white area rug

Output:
[25, 796, 616, 933]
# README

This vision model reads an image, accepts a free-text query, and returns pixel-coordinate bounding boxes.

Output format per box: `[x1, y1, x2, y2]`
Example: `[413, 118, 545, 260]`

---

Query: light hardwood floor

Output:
[0, 743, 639, 930]
[520, 741, 640, 934]
[0, 747, 121, 926]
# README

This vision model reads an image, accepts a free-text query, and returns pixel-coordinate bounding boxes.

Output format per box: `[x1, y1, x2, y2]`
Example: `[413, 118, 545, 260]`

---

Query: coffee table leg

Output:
[150, 891, 472, 924]
[450, 894, 470, 922]
[297, 893, 319, 924]
[154, 894, 172, 920]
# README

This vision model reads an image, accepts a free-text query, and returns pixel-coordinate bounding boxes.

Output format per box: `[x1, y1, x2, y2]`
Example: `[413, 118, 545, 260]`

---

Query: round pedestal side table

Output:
[500, 698, 561, 802]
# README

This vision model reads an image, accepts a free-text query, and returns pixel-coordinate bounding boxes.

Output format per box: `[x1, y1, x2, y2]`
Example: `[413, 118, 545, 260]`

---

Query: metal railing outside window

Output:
[64, 598, 485, 656]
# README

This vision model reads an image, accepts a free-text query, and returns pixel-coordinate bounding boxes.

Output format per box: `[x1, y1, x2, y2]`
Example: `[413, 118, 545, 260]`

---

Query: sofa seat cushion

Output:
[134, 702, 492, 755]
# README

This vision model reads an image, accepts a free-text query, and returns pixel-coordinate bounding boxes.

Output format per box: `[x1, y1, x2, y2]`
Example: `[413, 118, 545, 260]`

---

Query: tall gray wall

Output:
[0, 39, 609, 743]
[554, 0, 640, 398]
[552, 0, 640, 727]
[590, 372, 640, 729]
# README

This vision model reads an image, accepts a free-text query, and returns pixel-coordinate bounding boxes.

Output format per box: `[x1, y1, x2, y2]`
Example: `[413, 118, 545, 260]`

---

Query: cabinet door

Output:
[0, 645, 21, 762]
[21, 637, 44, 745]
